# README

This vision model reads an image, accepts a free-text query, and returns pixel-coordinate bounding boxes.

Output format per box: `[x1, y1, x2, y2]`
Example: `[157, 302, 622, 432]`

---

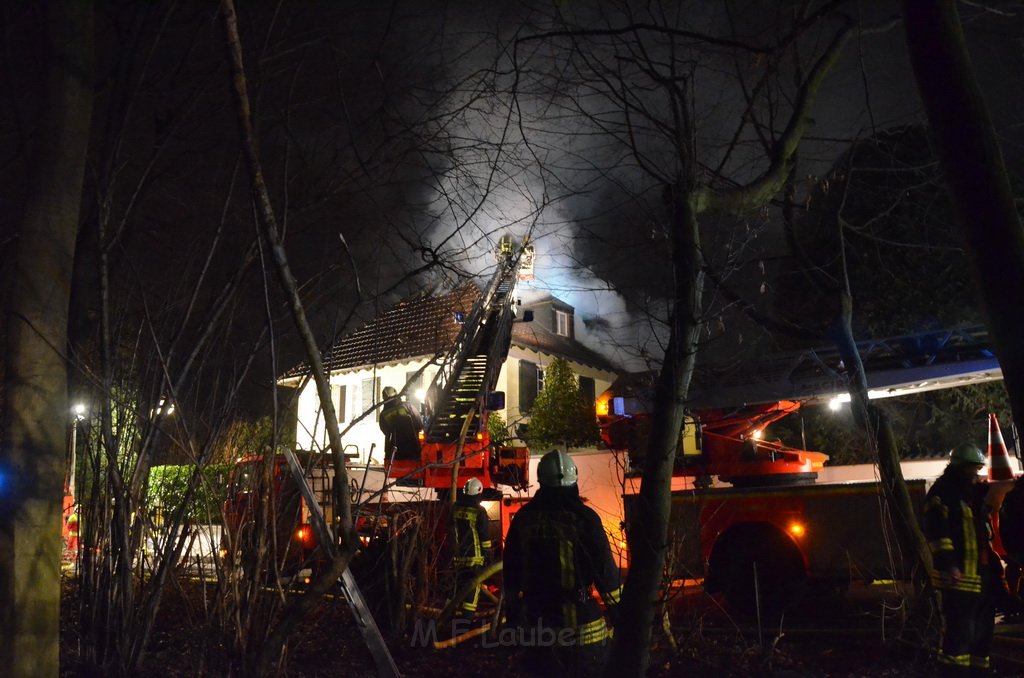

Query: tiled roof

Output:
[282, 284, 621, 378]
[282, 284, 477, 378]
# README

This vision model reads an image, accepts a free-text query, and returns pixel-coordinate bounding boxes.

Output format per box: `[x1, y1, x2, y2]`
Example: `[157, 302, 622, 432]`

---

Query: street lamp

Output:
[153, 397, 175, 417]
[68, 403, 86, 502]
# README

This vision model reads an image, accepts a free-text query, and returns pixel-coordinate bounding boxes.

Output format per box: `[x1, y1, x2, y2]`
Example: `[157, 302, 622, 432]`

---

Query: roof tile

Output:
[283, 283, 620, 378]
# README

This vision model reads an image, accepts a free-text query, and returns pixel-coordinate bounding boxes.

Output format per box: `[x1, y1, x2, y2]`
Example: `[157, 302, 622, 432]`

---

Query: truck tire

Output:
[708, 523, 806, 615]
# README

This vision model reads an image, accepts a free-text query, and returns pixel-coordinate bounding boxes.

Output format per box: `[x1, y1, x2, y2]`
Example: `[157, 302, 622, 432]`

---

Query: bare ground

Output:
[59, 576, 1024, 677]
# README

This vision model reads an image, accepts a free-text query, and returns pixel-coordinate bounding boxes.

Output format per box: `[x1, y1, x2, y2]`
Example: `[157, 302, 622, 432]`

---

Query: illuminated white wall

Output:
[287, 349, 617, 467]
[291, 362, 434, 465]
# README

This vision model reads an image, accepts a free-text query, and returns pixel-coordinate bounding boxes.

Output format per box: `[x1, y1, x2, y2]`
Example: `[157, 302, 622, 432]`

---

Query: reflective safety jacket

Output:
[452, 495, 491, 568]
[503, 486, 622, 645]
[924, 469, 994, 594]
[379, 399, 423, 461]
[66, 512, 79, 537]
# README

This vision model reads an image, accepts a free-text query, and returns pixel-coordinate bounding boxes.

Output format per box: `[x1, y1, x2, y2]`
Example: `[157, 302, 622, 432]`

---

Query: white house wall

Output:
[293, 362, 437, 465]
[291, 347, 616, 465]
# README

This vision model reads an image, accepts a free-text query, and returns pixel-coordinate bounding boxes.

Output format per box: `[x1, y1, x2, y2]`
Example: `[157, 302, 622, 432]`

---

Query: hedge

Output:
[148, 463, 232, 525]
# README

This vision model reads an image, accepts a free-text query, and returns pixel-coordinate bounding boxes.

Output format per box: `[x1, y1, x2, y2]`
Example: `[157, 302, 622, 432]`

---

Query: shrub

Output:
[148, 463, 232, 525]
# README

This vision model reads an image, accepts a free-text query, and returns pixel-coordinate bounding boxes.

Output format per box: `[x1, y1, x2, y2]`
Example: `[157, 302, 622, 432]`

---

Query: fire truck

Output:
[386, 235, 532, 496]
[221, 236, 535, 575]
[220, 451, 336, 578]
[602, 327, 1003, 614]
[603, 379, 930, 613]
[378, 234, 536, 553]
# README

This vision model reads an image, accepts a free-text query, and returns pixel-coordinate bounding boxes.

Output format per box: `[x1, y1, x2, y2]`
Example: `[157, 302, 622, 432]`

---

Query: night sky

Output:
[2, 1, 1023, 418]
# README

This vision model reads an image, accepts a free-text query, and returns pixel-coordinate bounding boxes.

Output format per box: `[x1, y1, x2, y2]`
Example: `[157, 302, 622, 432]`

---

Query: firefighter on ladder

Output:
[503, 450, 622, 677]
[451, 477, 492, 620]
[923, 443, 998, 676]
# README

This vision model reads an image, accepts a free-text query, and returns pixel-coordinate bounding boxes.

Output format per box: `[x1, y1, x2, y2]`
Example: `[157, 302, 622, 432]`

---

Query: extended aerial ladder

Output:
[388, 235, 532, 491]
[690, 325, 1001, 408]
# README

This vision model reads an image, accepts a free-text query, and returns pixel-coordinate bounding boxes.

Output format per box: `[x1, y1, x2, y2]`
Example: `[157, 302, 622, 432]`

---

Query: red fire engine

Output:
[221, 236, 535, 575]
[601, 381, 929, 612]
[386, 234, 532, 494]
[602, 321, 1007, 613]
[220, 451, 336, 578]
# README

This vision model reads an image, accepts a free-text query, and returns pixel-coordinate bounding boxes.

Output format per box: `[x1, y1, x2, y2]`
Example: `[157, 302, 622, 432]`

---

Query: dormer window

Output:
[555, 310, 570, 337]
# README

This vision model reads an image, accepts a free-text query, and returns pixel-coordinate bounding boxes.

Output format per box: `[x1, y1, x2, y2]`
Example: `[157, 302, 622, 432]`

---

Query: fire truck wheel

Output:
[710, 523, 806, 615]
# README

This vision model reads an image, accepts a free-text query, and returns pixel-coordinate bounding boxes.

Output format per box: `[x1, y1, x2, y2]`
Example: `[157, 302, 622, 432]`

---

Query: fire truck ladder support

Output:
[284, 451, 401, 678]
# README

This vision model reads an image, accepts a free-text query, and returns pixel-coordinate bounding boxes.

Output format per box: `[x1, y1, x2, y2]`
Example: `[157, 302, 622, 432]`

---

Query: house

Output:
[279, 283, 622, 465]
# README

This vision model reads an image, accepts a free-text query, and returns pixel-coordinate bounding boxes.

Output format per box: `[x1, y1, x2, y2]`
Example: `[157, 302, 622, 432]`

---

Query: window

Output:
[333, 385, 347, 423]
[578, 376, 595, 405]
[519, 362, 538, 413]
[555, 310, 570, 337]
[537, 367, 546, 393]
[405, 371, 423, 402]
[613, 397, 625, 416]
[361, 377, 381, 420]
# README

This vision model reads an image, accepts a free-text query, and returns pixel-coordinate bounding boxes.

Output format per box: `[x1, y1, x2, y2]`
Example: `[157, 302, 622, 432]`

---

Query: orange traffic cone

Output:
[988, 413, 1016, 481]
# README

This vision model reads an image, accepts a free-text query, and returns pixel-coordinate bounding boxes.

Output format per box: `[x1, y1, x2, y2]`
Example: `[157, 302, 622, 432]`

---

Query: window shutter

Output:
[519, 361, 538, 413]
[333, 385, 347, 423]
[361, 377, 381, 420]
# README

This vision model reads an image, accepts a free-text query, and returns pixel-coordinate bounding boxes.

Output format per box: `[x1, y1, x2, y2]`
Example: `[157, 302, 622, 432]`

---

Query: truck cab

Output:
[221, 452, 335, 579]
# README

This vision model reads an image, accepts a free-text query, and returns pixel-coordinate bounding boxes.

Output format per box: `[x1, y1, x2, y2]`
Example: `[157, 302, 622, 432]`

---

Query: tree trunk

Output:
[0, 1, 93, 676]
[828, 292, 933, 583]
[904, 0, 1024, 432]
[608, 187, 704, 677]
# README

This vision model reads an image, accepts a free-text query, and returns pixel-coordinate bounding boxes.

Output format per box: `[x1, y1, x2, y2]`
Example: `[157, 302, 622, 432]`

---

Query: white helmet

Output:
[948, 443, 986, 467]
[537, 450, 578, 488]
[464, 478, 483, 496]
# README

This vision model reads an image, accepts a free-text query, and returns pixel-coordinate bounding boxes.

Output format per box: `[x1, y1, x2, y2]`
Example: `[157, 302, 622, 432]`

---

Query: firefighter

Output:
[65, 509, 80, 560]
[923, 443, 998, 676]
[378, 386, 423, 461]
[450, 477, 492, 620]
[503, 450, 622, 677]
[999, 477, 1024, 599]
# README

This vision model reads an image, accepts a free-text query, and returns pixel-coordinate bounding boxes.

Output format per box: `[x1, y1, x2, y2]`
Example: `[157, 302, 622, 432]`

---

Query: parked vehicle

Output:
[220, 452, 334, 580]
[602, 388, 927, 612]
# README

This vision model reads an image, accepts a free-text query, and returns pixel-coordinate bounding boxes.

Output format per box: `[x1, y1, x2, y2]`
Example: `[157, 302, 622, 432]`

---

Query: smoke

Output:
[375, 0, 975, 372]
[418, 157, 661, 371]
[516, 213, 664, 372]
[400, 4, 670, 372]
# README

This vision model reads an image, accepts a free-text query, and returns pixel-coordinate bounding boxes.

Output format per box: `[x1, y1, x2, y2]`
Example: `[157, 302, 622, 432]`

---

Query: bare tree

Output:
[501, 3, 868, 673]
